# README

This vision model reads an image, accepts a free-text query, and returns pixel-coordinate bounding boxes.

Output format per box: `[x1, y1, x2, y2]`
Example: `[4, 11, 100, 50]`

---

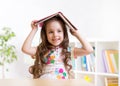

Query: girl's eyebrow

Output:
[47, 29, 54, 31]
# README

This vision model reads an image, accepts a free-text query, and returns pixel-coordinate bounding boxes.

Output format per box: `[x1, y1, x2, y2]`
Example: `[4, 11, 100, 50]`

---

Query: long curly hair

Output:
[29, 16, 72, 79]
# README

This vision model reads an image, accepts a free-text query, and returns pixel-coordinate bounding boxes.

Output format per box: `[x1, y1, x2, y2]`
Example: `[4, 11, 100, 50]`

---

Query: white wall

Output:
[0, 0, 120, 78]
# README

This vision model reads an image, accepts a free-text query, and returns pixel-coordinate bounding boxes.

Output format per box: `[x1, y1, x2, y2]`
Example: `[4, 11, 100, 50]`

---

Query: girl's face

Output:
[46, 21, 64, 47]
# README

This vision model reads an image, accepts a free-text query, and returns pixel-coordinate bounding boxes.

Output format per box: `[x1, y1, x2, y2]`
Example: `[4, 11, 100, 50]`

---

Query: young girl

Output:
[22, 15, 93, 79]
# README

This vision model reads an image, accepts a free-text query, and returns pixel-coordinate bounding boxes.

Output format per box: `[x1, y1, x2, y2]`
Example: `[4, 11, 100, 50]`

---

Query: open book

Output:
[35, 12, 77, 30]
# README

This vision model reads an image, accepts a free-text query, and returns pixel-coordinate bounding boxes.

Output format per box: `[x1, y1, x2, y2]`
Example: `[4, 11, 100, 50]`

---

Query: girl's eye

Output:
[49, 31, 53, 33]
[58, 30, 62, 32]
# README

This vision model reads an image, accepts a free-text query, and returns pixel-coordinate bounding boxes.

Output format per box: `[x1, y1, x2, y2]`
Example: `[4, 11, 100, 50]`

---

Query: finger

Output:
[69, 28, 74, 32]
[31, 20, 38, 25]
[69, 29, 73, 34]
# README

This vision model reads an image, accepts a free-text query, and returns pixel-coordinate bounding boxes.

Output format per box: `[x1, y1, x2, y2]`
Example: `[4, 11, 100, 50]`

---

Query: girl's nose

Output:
[53, 32, 58, 36]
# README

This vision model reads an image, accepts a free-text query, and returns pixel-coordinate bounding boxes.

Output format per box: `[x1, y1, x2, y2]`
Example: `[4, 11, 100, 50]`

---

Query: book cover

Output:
[109, 53, 118, 73]
[102, 50, 109, 72]
[104, 50, 118, 73]
[81, 56, 88, 71]
[113, 52, 119, 72]
[105, 50, 118, 73]
[89, 53, 95, 72]
[35, 12, 77, 30]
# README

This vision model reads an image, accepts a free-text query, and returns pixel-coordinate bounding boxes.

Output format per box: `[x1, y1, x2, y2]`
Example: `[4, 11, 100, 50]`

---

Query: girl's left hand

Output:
[69, 28, 79, 37]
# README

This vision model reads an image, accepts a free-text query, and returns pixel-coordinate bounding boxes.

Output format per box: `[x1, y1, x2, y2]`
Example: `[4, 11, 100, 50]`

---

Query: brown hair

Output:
[29, 16, 72, 79]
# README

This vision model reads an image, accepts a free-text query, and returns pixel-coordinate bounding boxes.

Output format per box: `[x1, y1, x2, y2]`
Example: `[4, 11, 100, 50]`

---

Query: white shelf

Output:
[71, 40, 119, 86]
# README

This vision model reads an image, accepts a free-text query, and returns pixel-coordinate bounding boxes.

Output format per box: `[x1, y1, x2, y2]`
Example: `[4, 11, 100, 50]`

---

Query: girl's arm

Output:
[21, 21, 38, 58]
[70, 29, 93, 57]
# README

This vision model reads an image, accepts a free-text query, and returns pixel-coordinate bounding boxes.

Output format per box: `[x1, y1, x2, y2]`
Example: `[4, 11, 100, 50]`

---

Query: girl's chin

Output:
[52, 44, 60, 47]
[51, 42, 61, 46]
[52, 43, 61, 47]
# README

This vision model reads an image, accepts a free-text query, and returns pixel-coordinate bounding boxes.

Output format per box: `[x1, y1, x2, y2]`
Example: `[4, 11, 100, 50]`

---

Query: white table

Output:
[0, 79, 94, 86]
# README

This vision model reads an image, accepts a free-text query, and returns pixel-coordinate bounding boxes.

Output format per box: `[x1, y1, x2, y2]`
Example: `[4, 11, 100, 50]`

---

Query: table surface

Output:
[0, 79, 94, 86]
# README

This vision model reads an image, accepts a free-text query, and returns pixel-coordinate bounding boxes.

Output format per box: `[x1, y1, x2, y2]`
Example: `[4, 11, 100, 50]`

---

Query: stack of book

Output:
[80, 52, 95, 72]
[105, 77, 118, 86]
[102, 50, 118, 73]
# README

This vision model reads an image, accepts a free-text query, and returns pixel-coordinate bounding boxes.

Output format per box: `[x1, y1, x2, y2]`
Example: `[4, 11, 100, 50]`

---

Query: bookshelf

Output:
[70, 40, 119, 86]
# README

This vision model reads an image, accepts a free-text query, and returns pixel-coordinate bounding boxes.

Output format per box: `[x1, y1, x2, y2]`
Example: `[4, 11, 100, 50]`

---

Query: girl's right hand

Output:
[31, 20, 38, 30]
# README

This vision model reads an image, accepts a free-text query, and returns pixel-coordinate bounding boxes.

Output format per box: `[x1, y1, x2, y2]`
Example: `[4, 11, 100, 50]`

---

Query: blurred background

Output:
[0, 0, 120, 78]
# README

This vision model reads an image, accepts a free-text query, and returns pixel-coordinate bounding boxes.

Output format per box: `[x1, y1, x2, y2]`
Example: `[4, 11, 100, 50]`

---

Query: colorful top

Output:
[40, 46, 74, 79]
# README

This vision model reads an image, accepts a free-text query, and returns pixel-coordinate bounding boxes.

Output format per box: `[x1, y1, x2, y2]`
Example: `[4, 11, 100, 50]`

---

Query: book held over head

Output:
[35, 12, 77, 30]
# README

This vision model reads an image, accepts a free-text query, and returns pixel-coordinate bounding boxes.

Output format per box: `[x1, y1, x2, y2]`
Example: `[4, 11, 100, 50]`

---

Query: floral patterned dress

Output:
[40, 47, 73, 79]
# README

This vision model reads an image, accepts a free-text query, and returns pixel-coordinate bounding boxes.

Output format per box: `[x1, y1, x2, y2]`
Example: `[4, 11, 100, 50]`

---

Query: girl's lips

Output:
[52, 38, 60, 42]
[52, 39, 58, 41]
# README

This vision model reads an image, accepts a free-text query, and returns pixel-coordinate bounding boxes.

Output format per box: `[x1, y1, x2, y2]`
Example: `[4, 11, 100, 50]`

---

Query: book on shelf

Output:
[102, 50, 118, 73]
[81, 56, 88, 71]
[80, 46, 95, 72]
[80, 53, 95, 72]
[105, 77, 118, 86]
[35, 12, 77, 30]
[102, 50, 109, 72]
